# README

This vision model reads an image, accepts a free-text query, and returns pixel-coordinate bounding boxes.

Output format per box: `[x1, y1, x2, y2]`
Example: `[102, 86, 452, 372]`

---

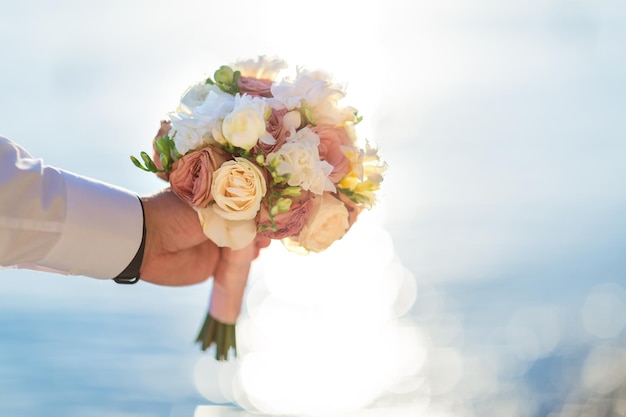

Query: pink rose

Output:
[169, 146, 228, 208]
[237, 76, 273, 98]
[152, 120, 172, 181]
[256, 108, 289, 155]
[257, 190, 313, 239]
[311, 125, 352, 183]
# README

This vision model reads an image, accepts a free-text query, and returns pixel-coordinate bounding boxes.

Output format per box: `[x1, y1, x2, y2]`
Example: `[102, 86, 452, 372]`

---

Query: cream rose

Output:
[221, 94, 271, 151]
[197, 205, 257, 249]
[211, 157, 267, 221]
[296, 193, 350, 253]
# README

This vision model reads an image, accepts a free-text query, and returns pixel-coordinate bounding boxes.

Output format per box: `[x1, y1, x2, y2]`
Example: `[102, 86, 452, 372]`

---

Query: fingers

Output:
[147, 190, 208, 249]
[140, 239, 219, 286]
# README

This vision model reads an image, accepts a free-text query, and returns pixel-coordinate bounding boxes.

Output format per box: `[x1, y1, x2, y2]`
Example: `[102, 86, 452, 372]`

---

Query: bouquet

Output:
[131, 56, 386, 360]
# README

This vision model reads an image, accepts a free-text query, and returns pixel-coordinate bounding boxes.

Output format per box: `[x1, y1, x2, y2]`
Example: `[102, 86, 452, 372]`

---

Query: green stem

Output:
[196, 313, 237, 361]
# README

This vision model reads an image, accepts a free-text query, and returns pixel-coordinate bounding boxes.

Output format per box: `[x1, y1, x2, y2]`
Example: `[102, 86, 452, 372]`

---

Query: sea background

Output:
[1, 1, 625, 416]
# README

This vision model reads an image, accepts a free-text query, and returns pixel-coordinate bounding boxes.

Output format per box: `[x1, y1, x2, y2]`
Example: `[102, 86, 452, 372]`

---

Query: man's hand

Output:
[137, 190, 271, 287]
[138, 190, 220, 286]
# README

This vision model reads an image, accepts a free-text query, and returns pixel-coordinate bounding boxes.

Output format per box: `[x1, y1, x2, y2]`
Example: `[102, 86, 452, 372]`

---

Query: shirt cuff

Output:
[38, 170, 144, 279]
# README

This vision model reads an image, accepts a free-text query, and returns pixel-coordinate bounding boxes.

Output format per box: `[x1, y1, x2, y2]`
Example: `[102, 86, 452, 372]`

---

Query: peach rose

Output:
[211, 157, 267, 221]
[311, 125, 352, 183]
[169, 146, 228, 208]
[237, 76, 273, 98]
[256, 191, 313, 239]
[296, 193, 350, 253]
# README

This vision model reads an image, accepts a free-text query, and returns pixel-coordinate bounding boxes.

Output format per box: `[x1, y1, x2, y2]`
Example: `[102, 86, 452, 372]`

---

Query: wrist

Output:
[113, 197, 146, 284]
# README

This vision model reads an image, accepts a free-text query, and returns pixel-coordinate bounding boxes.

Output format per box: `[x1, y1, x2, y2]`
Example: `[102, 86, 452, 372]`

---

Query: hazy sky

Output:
[2, 1, 624, 287]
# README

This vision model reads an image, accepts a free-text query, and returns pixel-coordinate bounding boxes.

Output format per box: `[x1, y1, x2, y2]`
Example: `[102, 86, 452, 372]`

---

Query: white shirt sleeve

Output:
[0, 136, 143, 279]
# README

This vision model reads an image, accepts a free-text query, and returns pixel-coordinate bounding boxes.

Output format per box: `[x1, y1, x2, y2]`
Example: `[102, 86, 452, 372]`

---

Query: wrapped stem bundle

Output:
[196, 247, 252, 360]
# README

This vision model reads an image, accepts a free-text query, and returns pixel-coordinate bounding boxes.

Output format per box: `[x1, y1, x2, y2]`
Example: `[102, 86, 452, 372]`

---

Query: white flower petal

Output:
[197, 206, 256, 250]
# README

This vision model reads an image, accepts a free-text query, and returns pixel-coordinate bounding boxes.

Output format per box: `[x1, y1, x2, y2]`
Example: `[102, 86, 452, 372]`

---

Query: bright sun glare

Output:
[192, 206, 432, 416]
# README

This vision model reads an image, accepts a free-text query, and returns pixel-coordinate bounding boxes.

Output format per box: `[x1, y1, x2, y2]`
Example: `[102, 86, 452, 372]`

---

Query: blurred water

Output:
[1, 0, 626, 416]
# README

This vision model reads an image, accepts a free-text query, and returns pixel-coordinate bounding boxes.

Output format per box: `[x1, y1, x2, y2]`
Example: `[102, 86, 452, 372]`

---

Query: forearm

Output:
[0, 136, 143, 279]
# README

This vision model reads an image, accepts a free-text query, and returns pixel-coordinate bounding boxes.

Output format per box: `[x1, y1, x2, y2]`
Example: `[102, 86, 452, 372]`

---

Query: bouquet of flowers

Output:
[131, 56, 386, 360]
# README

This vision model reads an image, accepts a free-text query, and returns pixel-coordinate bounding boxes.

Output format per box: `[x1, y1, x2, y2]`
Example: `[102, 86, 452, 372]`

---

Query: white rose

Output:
[211, 157, 267, 221]
[177, 82, 223, 114]
[197, 205, 256, 250]
[192, 89, 235, 123]
[296, 193, 350, 253]
[169, 112, 215, 155]
[169, 89, 235, 155]
[268, 127, 335, 195]
[221, 94, 271, 151]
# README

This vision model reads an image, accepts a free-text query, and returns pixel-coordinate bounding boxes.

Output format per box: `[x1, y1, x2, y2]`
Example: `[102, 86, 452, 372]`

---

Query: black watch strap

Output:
[113, 198, 146, 284]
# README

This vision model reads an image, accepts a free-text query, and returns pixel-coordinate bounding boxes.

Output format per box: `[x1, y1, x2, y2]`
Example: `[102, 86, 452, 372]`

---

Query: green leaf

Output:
[281, 186, 301, 197]
[301, 102, 315, 125]
[154, 136, 169, 155]
[130, 155, 150, 171]
[214, 65, 234, 85]
[276, 197, 293, 213]
[140, 151, 158, 172]
[160, 153, 170, 171]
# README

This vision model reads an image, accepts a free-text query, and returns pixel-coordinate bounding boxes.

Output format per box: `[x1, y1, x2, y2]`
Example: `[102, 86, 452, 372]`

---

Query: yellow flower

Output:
[337, 140, 386, 207]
